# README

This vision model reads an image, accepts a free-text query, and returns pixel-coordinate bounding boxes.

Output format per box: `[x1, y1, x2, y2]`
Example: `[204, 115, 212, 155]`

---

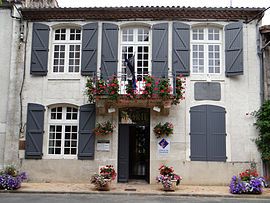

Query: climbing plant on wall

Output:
[254, 100, 270, 161]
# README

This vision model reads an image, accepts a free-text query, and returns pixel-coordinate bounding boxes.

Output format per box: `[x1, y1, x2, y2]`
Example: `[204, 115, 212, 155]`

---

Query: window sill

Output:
[190, 74, 225, 82]
[47, 74, 81, 81]
[43, 155, 78, 160]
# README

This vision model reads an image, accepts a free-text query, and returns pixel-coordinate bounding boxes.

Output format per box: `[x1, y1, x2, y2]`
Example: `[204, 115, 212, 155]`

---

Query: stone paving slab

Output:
[1, 183, 270, 199]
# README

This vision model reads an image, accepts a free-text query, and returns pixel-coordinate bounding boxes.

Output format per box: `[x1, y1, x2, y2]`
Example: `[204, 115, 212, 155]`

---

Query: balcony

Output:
[85, 72, 185, 114]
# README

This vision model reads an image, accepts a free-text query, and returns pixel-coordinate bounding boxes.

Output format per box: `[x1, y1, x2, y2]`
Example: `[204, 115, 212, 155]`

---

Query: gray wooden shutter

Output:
[190, 105, 207, 161]
[152, 23, 168, 78]
[25, 103, 45, 159]
[190, 105, 226, 162]
[30, 23, 49, 76]
[172, 22, 190, 76]
[225, 22, 243, 76]
[78, 104, 96, 160]
[207, 105, 226, 161]
[118, 124, 129, 182]
[101, 23, 118, 80]
[81, 23, 98, 76]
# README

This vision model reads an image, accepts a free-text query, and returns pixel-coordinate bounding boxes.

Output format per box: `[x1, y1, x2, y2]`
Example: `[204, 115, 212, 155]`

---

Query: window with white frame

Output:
[191, 27, 221, 74]
[48, 106, 79, 158]
[52, 28, 81, 73]
[121, 27, 150, 81]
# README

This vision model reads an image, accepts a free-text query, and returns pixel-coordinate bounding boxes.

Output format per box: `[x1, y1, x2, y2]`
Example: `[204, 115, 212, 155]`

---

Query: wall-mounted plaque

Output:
[97, 140, 110, 151]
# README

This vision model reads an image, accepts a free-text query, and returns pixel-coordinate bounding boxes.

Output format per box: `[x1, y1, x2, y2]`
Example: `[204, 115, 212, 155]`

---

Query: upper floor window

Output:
[48, 106, 78, 158]
[121, 27, 150, 82]
[191, 27, 221, 74]
[52, 28, 81, 73]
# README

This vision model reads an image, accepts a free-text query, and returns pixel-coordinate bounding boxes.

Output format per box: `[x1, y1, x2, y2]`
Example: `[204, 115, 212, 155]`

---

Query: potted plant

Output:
[85, 78, 95, 103]
[95, 79, 107, 95]
[153, 122, 173, 138]
[93, 121, 115, 136]
[156, 164, 182, 191]
[91, 165, 117, 191]
[142, 75, 155, 99]
[0, 165, 27, 190]
[172, 75, 186, 105]
[157, 79, 172, 100]
[107, 75, 119, 101]
[229, 168, 266, 194]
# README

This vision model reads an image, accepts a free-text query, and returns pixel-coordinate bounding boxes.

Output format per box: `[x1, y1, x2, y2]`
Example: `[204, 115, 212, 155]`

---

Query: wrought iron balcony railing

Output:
[86, 71, 185, 107]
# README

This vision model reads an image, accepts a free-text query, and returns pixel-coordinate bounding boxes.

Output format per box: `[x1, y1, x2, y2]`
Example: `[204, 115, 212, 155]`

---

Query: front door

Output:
[118, 108, 150, 183]
[129, 125, 150, 181]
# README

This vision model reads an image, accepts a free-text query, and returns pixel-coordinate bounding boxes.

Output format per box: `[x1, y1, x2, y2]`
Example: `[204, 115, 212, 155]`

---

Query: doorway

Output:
[118, 108, 150, 183]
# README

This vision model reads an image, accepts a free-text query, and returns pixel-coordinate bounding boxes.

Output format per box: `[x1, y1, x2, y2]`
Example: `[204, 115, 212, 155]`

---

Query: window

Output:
[52, 28, 81, 73]
[191, 27, 221, 74]
[120, 27, 150, 82]
[48, 106, 78, 158]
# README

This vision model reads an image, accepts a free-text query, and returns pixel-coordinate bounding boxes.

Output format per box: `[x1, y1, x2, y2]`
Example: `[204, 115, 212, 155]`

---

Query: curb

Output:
[1, 190, 270, 199]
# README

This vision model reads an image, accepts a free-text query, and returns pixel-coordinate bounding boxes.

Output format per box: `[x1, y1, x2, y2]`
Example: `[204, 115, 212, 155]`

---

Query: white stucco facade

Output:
[10, 18, 262, 185]
[0, 5, 22, 169]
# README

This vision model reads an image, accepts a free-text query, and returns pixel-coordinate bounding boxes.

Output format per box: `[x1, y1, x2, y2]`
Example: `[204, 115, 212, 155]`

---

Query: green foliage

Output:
[107, 75, 119, 101]
[254, 100, 270, 161]
[85, 78, 95, 103]
[142, 75, 155, 99]
[157, 79, 171, 100]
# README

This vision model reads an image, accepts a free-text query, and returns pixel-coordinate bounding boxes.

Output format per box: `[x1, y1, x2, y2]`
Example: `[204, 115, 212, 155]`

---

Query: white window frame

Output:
[191, 27, 222, 75]
[119, 27, 151, 93]
[46, 106, 79, 159]
[51, 28, 82, 74]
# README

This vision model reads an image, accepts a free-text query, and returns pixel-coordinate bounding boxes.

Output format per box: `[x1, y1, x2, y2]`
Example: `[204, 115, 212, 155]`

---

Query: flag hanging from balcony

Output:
[125, 55, 136, 90]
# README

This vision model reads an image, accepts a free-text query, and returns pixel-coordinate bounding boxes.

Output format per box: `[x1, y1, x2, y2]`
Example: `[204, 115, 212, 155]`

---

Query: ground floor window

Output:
[47, 106, 78, 158]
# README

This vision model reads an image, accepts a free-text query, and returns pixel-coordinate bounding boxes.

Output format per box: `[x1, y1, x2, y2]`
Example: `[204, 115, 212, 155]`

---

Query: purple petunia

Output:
[229, 175, 265, 194]
[0, 172, 27, 190]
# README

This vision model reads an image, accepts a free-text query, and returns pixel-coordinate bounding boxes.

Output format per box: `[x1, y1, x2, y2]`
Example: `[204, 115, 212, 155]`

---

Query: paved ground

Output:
[1, 182, 270, 199]
[1, 193, 270, 203]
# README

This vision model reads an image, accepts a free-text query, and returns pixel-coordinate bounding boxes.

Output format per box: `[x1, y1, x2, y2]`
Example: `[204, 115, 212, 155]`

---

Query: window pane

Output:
[208, 44, 220, 73]
[66, 107, 78, 120]
[71, 148, 76, 155]
[68, 45, 81, 73]
[192, 28, 204, 40]
[64, 148, 70, 154]
[192, 44, 204, 73]
[55, 148, 61, 154]
[122, 28, 134, 42]
[138, 28, 149, 42]
[53, 45, 65, 73]
[208, 28, 220, 41]
[64, 125, 78, 155]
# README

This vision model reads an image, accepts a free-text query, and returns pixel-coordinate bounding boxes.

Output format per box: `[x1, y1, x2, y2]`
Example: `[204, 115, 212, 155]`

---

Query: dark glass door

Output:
[129, 125, 150, 182]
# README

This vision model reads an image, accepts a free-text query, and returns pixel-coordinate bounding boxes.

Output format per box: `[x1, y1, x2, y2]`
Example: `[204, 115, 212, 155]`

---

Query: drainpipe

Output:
[257, 21, 266, 104]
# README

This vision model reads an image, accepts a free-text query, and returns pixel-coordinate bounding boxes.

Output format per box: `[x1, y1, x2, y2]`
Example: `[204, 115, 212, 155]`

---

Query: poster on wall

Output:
[158, 138, 170, 155]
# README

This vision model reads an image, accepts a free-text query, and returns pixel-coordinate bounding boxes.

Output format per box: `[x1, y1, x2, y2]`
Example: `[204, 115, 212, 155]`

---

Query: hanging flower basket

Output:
[153, 122, 173, 138]
[93, 121, 115, 136]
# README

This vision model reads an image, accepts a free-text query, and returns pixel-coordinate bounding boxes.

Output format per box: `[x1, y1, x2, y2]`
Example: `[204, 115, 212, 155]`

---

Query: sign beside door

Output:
[97, 140, 110, 151]
[158, 138, 170, 155]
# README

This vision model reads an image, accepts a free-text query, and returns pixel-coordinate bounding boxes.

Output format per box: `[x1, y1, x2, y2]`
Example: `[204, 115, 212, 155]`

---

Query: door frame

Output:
[117, 108, 150, 183]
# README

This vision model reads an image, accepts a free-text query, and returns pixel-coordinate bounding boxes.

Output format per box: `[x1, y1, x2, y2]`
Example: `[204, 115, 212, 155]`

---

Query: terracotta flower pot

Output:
[97, 179, 111, 191]
[163, 180, 178, 192]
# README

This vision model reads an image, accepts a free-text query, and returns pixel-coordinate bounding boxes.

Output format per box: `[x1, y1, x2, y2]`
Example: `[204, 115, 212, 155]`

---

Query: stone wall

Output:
[0, 7, 13, 169]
